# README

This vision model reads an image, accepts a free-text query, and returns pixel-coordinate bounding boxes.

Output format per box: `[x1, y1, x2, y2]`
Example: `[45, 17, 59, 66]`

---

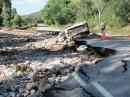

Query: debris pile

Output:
[0, 22, 107, 97]
[31, 31, 75, 52]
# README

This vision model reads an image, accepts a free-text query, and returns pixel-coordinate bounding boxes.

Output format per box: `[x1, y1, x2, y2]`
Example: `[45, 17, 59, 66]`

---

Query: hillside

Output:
[23, 11, 41, 19]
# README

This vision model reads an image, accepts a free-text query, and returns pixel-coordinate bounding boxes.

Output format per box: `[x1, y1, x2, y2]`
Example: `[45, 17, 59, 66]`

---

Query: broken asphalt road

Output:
[75, 38, 130, 97]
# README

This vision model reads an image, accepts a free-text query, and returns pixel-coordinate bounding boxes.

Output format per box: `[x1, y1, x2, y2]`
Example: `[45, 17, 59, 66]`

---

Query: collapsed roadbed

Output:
[43, 39, 130, 97]
[82, 38, 130, 97]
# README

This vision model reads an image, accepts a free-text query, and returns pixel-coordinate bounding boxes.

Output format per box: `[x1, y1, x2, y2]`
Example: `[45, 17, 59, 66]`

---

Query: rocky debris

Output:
[31, 37, 63, 51]
[31, 31, 75, 52]
[45, 87, 91, 97]
[2, 67, 16, 79]
[0, 31, 107, 97]
[29, 61, 43, 71]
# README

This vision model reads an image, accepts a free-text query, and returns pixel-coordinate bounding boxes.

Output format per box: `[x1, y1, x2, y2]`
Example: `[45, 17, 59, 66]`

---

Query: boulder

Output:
[76, 45, 88, 52]
[27, 94, 37, 97]
[30, 89, 36, 95]
[26, 82, 37, 91]
[16, 94, 24, 97]
[16, 71, 23, 77]
[46, 59, 67, 70]
[9, 92, 16, 97]
[39, 83, 52, 93]
[38, 78, 53, 93]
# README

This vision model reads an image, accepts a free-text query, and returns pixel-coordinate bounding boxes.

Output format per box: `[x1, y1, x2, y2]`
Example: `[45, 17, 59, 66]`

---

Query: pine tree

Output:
[11, 8, 17, 19]
[3, 0, 12, 28]
[0, 0, 3, 26]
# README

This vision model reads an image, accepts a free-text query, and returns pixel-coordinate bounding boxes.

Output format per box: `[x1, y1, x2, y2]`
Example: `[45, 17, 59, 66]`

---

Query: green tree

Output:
[0, 0, 3, 26]
[76, 0, 92, 21]
[11, 8, 17, 19]
[111, 0, 130, 26]
[3, 0, 12, 28]
[43, 0, 76, 25]
[42, 0, 130, 27]
[0, 0, 3, 13]
[12, 14, 22, 29]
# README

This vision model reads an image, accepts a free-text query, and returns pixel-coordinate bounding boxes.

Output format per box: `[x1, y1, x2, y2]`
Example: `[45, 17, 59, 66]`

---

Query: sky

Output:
[12, 0, 48, 15]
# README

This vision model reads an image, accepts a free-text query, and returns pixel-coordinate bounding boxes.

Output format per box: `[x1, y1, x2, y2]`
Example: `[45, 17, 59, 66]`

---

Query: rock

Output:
[9, 92, 16, 97]
[76, 45, 88, 52]
[60, 76, 69, 82]
[58, 36, 65, 42]
[26, 82, 37, 91]
[16, 94, 24, 97]
[85, 61, 93, 65]
[24, 90, 30, 96]
[55, 76, 61, 83]
[58, 31, 66, 42]
[36, 91, 43, 97]
[18, 89, 23, 94]
[17, 71, 23, 77]
[38, 78, 52, 93]
[4, 93, 8, 97]
[46, 59, 67, 70]
[91, 58, 103, 64]
[27, 94, 37, 97]
[31, 72, 39, 82]
[11, 87, 16, 92]
[66, 41, 75, 48]
[40, 83, 52, 93]
[30, 90, 36, 95]
[48, 77, 55, 85]
[24, 61, 31, 65]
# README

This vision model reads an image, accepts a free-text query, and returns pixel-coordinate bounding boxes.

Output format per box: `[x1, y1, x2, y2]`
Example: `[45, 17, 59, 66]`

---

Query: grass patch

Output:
[108, 25, 130, 36]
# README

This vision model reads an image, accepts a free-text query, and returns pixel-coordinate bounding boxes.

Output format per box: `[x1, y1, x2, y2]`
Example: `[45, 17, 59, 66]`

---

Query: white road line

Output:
[72, 72, 114, 97]
[92, 82, 114, 97]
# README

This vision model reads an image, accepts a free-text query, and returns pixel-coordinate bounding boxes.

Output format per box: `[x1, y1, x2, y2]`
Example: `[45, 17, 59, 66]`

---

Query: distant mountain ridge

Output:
[23, 11, 42, 18]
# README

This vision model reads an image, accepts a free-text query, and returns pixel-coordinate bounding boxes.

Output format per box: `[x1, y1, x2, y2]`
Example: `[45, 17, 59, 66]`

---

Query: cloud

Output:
[12, 0, 46, 5]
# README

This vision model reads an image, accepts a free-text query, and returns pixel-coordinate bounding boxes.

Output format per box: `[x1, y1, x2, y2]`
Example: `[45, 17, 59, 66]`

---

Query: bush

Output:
[87, 17, 98, 29]
[12, 14, 22, 29]
[109, 0, 129, 26]
[13, 64, 28, 72]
